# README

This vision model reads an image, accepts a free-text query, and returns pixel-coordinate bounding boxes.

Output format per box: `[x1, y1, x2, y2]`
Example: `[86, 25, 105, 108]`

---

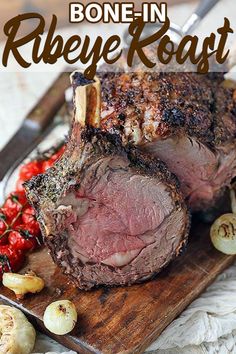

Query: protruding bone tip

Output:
[72, 72, 95, 87]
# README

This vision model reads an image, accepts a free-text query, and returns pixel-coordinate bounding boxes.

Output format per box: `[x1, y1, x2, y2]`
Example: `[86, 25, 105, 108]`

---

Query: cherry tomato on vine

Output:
[0, 234, 8, 246]
[0, 245, 25, 278]
[51, 146, 65, 161]
[0, 208, 22, 245]
[22, 207, 35, 224]
[9, 227, 38, 252]
[0, 209, 7, 236]
[11, 215, 23, 229]
[15, 178, 25, 192]
[42, 159, 54, 172]
[4, 191, 27, 219]
[22, 207, 40, 235]
[19, 161, 43, 181]
[0, 148, 65, 279]
[42, 146, 65, 172]
[0, 221, 8, 244]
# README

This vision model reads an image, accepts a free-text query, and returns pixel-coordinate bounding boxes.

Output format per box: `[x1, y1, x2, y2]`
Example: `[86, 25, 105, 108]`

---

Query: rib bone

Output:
[70, 71, 101, 128]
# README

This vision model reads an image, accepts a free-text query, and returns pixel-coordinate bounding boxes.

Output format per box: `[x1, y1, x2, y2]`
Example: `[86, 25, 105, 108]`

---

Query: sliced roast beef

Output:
[98, 71, 236, 211]
[25, 74, 189, 290]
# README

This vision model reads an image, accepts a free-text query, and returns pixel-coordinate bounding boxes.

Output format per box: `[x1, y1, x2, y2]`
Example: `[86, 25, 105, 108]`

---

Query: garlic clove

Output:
[3, 272, 45, 299]
[43, 300, 77, 335]
[210, 213, 236, 255]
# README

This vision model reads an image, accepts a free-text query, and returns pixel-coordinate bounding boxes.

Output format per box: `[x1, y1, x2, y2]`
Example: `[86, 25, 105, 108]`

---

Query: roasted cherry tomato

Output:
[0, 209, 7, 235]
[42, 146, 65, 172]
[0, 147, 63, 279]
[0, 234, 8, 246]
[22, 207, 40, 234]
[22, 207, 35, 224]
[19, 161, 42, 181]
[0, 245, 25, 278]
[0, 208, 22, 245]
[4, 191, 26, 219]
[10, 214, 23, 229]
[0, 214, 8, 245]
[50, 146, 65, 161]
[42, 158, 54, 172]
[15, 178, 25, 192]
[8, 227, 38, 252]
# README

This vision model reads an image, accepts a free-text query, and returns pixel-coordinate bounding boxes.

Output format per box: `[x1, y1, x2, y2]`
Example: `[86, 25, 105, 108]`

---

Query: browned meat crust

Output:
[25, 126, 180, 203]
[99, 72, 236, 147]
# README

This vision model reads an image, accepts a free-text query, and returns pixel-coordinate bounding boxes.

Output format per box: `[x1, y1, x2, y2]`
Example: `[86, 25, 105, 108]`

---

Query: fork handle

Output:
[182, 0, 221, 34]
[195, 0, 221, 19]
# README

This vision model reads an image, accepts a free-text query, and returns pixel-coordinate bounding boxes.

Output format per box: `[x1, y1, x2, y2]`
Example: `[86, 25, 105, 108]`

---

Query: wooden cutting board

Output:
[0, 219, 235, 354]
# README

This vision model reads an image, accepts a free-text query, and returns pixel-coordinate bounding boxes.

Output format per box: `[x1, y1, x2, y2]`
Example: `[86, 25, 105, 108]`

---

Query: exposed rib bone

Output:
[70, 71, 101, 128]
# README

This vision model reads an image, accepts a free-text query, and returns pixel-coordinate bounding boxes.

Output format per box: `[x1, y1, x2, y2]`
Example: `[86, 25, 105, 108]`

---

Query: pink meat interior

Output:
[58, 156, 175, 267]
[143, 137, 236, 210]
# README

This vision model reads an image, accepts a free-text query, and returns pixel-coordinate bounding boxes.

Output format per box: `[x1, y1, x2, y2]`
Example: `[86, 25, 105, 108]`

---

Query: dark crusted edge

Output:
[82, 127, 181, 188]
[99, 72, 236, 148]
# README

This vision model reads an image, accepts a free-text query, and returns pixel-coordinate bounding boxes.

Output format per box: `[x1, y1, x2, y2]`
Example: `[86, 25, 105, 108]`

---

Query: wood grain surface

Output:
[0, 220, 235, 354]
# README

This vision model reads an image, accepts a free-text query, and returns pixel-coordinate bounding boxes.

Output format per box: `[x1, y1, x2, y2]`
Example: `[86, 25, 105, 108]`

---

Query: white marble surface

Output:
[0, 1, 236, 353]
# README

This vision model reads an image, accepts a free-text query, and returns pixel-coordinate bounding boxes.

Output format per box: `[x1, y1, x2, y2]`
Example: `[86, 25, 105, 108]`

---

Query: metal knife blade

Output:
[0, 72, 70, 183]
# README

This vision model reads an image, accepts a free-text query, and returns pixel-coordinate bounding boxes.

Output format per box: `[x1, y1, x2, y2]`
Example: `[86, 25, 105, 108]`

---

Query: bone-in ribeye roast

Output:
[99, 72, 236, 210]
[25, 73, 189, 290]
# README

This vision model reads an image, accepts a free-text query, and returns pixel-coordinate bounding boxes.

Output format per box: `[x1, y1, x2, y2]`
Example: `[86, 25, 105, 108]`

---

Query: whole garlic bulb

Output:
[0, 305, 36, 354]
[210, 213, 236, 255]
[43, 300, 77, 335]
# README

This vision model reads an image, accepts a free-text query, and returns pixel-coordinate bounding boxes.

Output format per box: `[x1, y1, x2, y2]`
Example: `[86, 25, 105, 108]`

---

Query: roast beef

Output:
[25, 73, 189, 290]
[99, 71, 236, 210]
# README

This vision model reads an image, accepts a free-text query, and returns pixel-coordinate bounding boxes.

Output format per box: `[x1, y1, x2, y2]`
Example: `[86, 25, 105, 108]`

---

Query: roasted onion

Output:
[210, 213, 236, 255]
[3, 271, 45, 299]
[43, 300, 77, 335]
